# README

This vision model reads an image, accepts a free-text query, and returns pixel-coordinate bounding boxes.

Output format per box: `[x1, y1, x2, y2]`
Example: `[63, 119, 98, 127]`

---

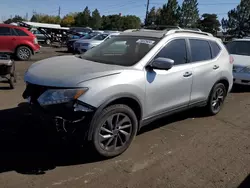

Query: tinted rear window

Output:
[190, 39, 212, 62]
[226, 41, 250, 56]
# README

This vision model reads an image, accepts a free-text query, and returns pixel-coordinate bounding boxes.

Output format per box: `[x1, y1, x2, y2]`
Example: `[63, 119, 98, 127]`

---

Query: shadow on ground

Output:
[0, 102, 208, 175]
[231, 85, 250, 93]
[238, 174, 250, 188]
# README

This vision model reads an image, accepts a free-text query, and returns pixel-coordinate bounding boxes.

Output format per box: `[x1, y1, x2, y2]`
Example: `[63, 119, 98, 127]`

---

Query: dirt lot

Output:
[0, 47, 249, 188]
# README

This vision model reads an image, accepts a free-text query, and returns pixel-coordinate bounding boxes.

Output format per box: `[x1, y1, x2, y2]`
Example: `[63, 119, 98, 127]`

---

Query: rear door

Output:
[0, 27, 17, 53]
[189, 38, 222, 104]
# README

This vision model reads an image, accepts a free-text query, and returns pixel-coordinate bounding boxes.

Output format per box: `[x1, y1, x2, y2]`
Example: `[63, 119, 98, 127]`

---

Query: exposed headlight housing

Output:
[240, 67, 250, 73]
[37, 88, 88, 106]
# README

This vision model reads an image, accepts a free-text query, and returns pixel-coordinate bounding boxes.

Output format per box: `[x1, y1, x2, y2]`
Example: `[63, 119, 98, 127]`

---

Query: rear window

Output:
[14, 28, 29, 36]
[226, 41, 250, 56]
[190, 39, 212, 62]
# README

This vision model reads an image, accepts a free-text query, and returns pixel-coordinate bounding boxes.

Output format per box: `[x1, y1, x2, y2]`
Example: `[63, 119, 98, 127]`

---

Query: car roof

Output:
[119, 29, 214, 39]
[231, 38, 250, 42]
[0, 24, 18, 28]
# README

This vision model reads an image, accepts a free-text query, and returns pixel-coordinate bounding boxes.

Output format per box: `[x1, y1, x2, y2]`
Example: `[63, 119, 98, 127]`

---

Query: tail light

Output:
[230, 55, 234, 64]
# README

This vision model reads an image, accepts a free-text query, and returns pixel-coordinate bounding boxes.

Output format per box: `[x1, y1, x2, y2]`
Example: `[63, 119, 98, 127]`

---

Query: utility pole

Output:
[145, 0, 150, 26]
[58, 6, 61, 17]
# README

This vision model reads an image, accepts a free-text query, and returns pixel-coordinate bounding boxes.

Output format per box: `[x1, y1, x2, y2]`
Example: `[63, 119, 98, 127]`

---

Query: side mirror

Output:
[150, 57, 174, 70]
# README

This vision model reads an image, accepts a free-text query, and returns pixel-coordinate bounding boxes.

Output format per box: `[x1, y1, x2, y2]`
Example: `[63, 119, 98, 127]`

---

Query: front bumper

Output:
[233, 72, 250, 85]
[22, 84, 95, 138]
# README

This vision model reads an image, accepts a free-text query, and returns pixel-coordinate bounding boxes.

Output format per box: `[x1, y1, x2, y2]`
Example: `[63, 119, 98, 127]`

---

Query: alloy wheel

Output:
[18, 48, 30, 60]
[99, 113, 132, 151]
[211, 87, 224, 113]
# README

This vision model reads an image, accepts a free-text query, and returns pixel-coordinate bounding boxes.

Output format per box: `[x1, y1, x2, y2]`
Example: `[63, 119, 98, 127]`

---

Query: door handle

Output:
[213, 65, 219, 70]
[183, 72, 192, 77]
[12, 38, 16, 40]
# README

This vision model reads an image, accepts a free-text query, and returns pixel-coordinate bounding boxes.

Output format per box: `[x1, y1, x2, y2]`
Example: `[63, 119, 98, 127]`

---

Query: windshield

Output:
[80, 33, 96, 39]
[226, 41, 250, 56]
[80, 36, 160, 66]
[92, 34, 109, 40]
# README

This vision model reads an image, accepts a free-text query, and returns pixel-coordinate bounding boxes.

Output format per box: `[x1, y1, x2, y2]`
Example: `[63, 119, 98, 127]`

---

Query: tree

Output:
[222, 0, 250, 37]
[30, 15, 38, 22]
[61, 14, 75, 26]
[159, 0, 181, 26]
[179, 0, 199, 27]
[146, 6, 157, 26]
[221, 18, 228, 32]
[90, 9, 102, 29]
[198, 14, 221, 35]
[123, 15, 141, 29]
[75, 6, 91, 26]
[4, 15, 25, 24]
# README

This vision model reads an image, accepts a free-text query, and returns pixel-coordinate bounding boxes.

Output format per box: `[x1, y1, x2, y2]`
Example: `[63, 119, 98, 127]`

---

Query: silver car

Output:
[74, 33, 120, 53]
[226, 39, 250, 85]
[23, 29, 233, 157]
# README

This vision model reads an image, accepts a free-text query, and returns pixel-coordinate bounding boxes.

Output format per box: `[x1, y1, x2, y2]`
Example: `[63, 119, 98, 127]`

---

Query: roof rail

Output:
[166, 29, 213, 36]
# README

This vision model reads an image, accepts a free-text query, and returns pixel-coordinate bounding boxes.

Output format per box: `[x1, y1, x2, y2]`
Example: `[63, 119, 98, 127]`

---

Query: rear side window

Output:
[14, 28, 29, 36]
[189, 39, 212, 62]
[0, 27, 12, 36]
[210, 41, 221, 58]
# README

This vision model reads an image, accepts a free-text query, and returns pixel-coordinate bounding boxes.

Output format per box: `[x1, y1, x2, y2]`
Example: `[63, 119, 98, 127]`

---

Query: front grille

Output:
[22, 83, 48, 103]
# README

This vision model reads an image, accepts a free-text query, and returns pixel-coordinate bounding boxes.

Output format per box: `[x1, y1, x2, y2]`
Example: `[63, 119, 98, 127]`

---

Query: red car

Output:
[0, 24, 40, 60]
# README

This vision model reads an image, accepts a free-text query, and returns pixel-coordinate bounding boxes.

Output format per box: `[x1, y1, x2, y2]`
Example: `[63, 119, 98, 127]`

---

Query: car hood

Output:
[77, 39, 102, 44]
[231, 54, 250, 67]
[24, 55, 124, 87]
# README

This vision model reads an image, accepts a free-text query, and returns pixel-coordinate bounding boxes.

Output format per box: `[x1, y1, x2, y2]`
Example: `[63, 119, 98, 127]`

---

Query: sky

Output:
[0, 0, 239, 23]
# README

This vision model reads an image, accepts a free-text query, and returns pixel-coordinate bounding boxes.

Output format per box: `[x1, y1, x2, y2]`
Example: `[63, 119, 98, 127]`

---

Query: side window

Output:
[0, 27, 12, 36]
[190, 39, 212, 62]
[14, 28, 29, 36]
[155, 39, 187, 65]
[210, 41, 221, 58]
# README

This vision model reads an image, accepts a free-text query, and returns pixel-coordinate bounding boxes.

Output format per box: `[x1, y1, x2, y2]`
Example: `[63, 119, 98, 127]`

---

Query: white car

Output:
[74, 33, 120, 53]
[226, 39, 250, 85]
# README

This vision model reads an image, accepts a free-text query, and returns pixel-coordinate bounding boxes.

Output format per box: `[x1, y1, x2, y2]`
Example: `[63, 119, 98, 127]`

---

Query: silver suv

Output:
[23, 29, 233, 157]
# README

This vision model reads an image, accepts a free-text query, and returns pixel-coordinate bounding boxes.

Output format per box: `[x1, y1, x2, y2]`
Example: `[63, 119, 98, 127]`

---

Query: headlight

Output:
[240, 67, 250, 73]
[37, 88, 88, 106]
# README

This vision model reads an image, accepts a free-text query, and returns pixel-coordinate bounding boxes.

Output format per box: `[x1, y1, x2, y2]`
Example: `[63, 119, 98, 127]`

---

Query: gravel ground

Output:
[0, 47, 249, 188]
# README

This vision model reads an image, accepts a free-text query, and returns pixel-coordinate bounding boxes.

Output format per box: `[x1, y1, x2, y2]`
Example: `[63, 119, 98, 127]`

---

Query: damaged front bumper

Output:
[28, 101, 95, 135]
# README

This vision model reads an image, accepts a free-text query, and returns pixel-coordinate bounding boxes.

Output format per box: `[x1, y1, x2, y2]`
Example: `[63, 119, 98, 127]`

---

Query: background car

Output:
[30, 28, 52, 45]
[0, 24, 40, 60]
[67, 31, 102, 52]
[74, 32, 120, 53]
[226, 38, 250, 86]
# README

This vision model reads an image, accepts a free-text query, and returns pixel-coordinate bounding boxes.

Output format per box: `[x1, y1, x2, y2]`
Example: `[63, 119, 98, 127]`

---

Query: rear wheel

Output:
[91, 104, 138, 158]
[205, 83, 226, 115]
[16, 46, 32, 61]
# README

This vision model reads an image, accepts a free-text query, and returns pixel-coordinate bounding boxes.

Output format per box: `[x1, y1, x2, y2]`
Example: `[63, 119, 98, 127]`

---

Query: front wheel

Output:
[91, 104, 138, 158]
[205, 83, 226, 115]
[16, 46, 32, 61]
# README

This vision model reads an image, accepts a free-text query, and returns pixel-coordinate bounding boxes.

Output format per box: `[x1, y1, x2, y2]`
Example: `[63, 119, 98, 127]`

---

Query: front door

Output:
[145, 38, 193, 118]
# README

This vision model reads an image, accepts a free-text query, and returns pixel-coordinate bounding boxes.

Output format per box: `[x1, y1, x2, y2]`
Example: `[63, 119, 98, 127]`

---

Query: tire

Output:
[45, 39, 51, 45]
[205, 83, 226, 115]
[91, 104, 138, 158]
[16, 46, 32, 61]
